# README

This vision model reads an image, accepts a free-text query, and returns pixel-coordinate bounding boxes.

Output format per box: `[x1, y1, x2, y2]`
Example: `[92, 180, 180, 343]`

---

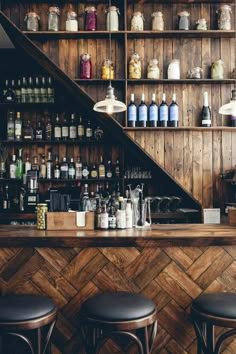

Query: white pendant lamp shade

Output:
[219, 88, 236, 115]
[93, 86, 127, 114]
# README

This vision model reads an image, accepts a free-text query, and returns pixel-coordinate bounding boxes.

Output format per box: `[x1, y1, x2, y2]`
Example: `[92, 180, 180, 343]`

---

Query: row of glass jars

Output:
[25, 6, 120, 32]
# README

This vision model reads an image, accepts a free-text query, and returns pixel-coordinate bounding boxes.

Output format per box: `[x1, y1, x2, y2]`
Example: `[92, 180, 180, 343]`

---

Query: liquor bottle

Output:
[3, 184, 10, 210]
[54, 113, 61, 141]
[45, 115, 52, 141]
[61, 115, 69, 141]
[60, 157, 69, 179]
[82, 161, 90, 179]
[90, 163, 98, 178]
[24, 154, 32, 175]
[98, 156, 105, 179]
[16, 148, 23, 180]
[21, 77, 27, 103]
[40, 76, 47, 103]
[115, 159, 120, 178]
[201, 91, 212, 127]
[35, 120, 43, 140]
[15, 111, 22, 140]
[23, 119, 34, 140]
[103, 181, 110, 199]
[27, 77, 34, 103]
[40, 155, 47, 179]
[3, 79, 9, 101]
[53, 155, 60, 179]
[15, 79, 21, 103]
[47, 76, 55, 103]
[116, 196, 126, 229]
[7, 111, 15, 140]
[85, 120, 93, 139]
[125, 198, 133, 228]
[34, 77, 41, 103]
[75, 156, 83, 180]
[4, 79, 15, 102]
[95, 198, 102, 229]
[81, 184, 90, 211]
[31, 156, 40, 176]
[108, 206, 117, 229]
[128, 93, 137, 127]
[77, 116, 85, 140]
[169, 93, 179, 127]
[100, 201, 109, 229]
[148, 93, 158, 127]
[138, 93, 148, 127]
[69, 113, 77, 140]
[9, 154, 17, 179]
[106, 160, 113, 178]
[46, 151, 53, 179]
[159, 93, 168, 127]
[68, 157, 76, 179]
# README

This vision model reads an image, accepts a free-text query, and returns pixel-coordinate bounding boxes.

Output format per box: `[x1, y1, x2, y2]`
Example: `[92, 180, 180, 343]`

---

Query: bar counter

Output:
[1, 224, 236, 353]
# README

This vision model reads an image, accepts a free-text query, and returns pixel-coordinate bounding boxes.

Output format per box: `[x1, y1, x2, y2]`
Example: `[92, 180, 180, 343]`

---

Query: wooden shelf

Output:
[24, 31, 125, 40]
[0, 139, 104, 145]
[127, 79, 235, 85]
[127, 30, 235, 38]
[74, 79, 125, 84]
[124, 127, 236, 131]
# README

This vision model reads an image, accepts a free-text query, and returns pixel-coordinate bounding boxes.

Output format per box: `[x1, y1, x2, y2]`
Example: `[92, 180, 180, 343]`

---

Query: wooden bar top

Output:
[0, 224, 236, 247]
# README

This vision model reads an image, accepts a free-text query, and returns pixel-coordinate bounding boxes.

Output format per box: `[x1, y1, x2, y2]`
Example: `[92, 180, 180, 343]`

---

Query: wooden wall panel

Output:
[0, 246, 235, 353]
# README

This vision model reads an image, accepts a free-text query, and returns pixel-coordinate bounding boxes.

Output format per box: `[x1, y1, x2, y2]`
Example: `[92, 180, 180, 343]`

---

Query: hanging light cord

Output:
[108, 0, 112, 89]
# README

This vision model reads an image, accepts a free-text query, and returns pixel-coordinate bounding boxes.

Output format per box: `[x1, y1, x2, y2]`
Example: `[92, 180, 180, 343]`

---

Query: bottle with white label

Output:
[69, 113, 77, 140]
[128, 93, 137, 127]
[125, 199, 133, 228]
[148, 93, 158, 127]
[201, 91, 211, 127]
[138, 93, 148, 127]
[159, 93, 168, 127]
[15, 111, 22, 140]
[9, 154, 17, 179]
[169, 93, 179, 127]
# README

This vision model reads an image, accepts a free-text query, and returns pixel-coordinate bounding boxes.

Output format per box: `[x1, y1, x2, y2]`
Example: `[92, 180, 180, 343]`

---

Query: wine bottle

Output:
[159, 93, 168, 127]
[138, 93, 148, 127]
[54, 113, 61, 141]
[201, 91, 211, 127]
[148, 93, 158, 127]
[128, 93, 137, 127]
[15, 111, 22, 140]
[69, 113, 77, 141]
[169, 93, 179, 127]
[7, 111, 15, 140]
[61, 115, 69, 141]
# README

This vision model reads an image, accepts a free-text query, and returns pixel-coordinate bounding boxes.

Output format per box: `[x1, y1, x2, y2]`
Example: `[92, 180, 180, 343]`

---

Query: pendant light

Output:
[93, 0, 126, 114]
[219, 0, 236, 116]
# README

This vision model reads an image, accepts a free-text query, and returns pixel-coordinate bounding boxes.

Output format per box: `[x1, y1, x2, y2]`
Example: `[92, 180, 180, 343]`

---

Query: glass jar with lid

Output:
[66, 10, 78, 31]
[80, 53, 92, 79]
[106, 6, 120, 31]
[152, 12, 164, 31]
[177, 11, 190, 30]
[196, 18, 207, 30]
[211, 59, 224, 79]
[147, 59, 160, 79]
[217, 5, 231, 30]
[131, 12, 144, 31]
[101, 59, 114, 80]
[129, 53, 142, 79]
[85, 6, 97, 31]
[24, 11, 40, 31]
[167, 59, 180, 79]
[48, 6, 60, 31]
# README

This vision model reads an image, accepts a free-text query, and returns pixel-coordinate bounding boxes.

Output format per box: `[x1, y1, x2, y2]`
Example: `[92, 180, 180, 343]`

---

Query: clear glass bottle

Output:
[24, 11, 40, 31]
[7, 111, 15, 140]
[66, 10, 78, 31]
[106, 6, 120, 31]
[152, 12, 164, 31]
[177, 11, 190, 30]
[131, 12, 144, 31]
[80, 53, 92, 79]
[85, 6, 97, 31]
[48, 6, 60, 31]
[129, 53, 141, 79]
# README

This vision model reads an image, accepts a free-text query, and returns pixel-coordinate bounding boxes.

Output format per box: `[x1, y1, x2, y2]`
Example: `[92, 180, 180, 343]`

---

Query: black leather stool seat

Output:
[0, 294, 56, 322]
[191, 292, 236, 354]
[192, 292, 236, 319]
[81, 291, 156, 321]
[80, 291, 158, 354]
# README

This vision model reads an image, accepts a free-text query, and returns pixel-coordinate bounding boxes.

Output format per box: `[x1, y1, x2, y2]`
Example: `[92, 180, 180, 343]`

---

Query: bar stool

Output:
[80, 291, 158, 354]
[191, 292, 236, 354]
[0, 293, 57, 354]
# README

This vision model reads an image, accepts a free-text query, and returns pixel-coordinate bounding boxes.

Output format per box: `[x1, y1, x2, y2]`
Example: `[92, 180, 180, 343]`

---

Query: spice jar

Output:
[152, 12, 164, 31]
[187, 67, 203, 79]
[101, 59, 114, 80]
[167, 59, 180, 79]
[177, 11, 190, 30]
[147, 59, 160, 79]
[131, 12, 144, 31]
[129, 53, 142, 79]
[211, 59, 224, 79]
[24, 11, 40, 31]
[85, 6, 97, 31]
[196, 18, 207, 30]
[36, 203, 48, 230]
[80, 53, 92, 79]
[66, 11, 78, 31]
[106, 6, 120, 31]
[217, 5, 231, 30]
[48, 6, 60, 31]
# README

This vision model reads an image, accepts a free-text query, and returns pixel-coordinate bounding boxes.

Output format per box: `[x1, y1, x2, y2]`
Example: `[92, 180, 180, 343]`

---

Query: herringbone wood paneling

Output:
[0, 246, 235, 353]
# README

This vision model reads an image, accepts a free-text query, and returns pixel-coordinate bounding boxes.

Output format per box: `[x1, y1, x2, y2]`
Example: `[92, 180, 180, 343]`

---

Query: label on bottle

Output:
[108, 215, 116, 229]
[10, 164, 16, 179]
[100, 213, 109, 229]
[82, 168, 89, 178]
[149, 105, 158, 121]
[78, 125, 85, 138]
[62, 126, 69, 138]
[169, 105, 179, 121]
[159, 106, 168, 121]
[91, 170, 98, 178]
[138, 106, 148, 121]
[128, 106, 137, 121]
[54, 127, 61, 138]
[202, 119, 211, 126]
[15, 122, 22, 139]
[86, 128, 93, 138]
[69, 127, 77, 139]
[76, 165, 83, 179]
[69, 168, 75, 178]
[54, 169, 60, 179]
